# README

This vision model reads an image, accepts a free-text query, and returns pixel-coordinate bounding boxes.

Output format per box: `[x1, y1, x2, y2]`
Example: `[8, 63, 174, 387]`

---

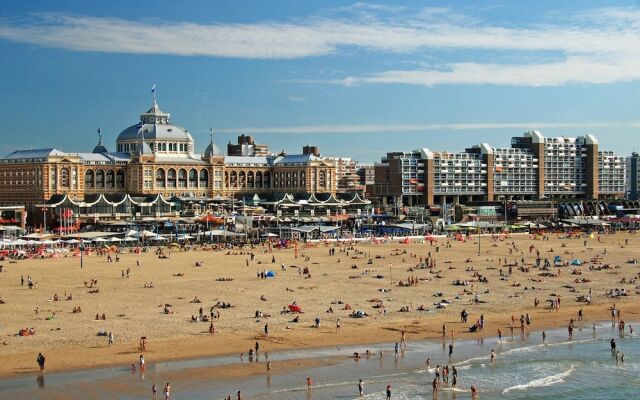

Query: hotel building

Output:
[0, 100, 337, 224]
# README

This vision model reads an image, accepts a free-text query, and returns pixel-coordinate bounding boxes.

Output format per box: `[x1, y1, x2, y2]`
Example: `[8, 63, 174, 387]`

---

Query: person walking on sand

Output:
[152, 384, 157, 399]
[108, 331, 114, 346]
[358, 379, 364, 397]
[37, 353, 45, 373]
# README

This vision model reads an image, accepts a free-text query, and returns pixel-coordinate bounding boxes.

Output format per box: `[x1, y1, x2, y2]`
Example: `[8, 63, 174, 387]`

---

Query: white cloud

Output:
[216, 121, 631, 134]
[287, 95, 306, 102]
[1, 7, 640, 85]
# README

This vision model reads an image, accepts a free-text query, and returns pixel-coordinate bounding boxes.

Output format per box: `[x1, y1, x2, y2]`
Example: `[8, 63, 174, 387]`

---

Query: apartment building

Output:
[372, 131, 626, 207]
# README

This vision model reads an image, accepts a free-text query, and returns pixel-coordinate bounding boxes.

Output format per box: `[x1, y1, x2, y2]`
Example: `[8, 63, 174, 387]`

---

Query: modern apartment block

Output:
[371, 131, 626, 207]
[627, 152, 640, 200]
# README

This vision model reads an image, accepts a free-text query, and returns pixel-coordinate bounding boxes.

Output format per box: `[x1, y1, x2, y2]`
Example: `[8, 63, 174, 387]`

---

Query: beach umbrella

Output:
[124, 237, 139, 242]
[65, 239, 80, 244]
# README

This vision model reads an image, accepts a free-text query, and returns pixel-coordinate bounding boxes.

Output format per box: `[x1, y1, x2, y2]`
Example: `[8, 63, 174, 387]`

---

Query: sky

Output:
[1, 0, 640, 162]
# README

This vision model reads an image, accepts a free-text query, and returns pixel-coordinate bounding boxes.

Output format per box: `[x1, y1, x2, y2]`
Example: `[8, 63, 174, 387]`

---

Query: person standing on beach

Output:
[394, 342, 399, 358]
[163, 382, 171, 400]
[139, 354, 145, 372]
[152, 384, 157, 399]
[386, 384, 392, 399]
[36, 353, 45, 373]
[490, 349, 496, 363]
[264, 323, 269, 336]
[449, 343, 454, 359]
[108, 331, 114, 346]
[358, 379, 364, 397]
[336, 317, 341, 332]
[306, 377, 313, 391]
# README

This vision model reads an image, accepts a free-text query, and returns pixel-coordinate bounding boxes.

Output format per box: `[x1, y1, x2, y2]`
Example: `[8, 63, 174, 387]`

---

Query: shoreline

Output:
[0, 301, 634, 379]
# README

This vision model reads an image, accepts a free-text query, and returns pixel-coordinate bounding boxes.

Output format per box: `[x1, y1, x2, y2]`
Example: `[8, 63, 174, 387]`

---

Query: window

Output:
[167, 169, 177, 188]
[199, 169, 208, 187]
[155, 169, 165, 188]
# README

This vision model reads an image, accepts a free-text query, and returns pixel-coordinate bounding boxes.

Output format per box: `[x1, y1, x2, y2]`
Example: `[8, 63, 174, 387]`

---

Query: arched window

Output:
[230, 171, 238, 188]
[155, 169, 166, 188]
[255, 171, 263, 188]
[106, 169, 115, 188]
[247, 171, 255, 188]
[199, 169, 209, 187]
[188, 169, 197, 187]
[178, 168, 187, 188]
[167, 168, 177, 188]
[224, 171, 229, 188]
[85, 170, 94, 189]
[239, 171, 246, 188]
[116, 170, 125, 189]
[96, 169, 105, 188]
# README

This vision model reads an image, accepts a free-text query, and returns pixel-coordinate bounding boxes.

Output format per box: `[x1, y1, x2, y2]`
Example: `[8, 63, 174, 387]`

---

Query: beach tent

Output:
[570, 259, 583, 266]
[123, 237, 139, 242]
[124, 229, 140, 238]
[139, 230, 158, 239]
[265, 271, 276, 278]
[92, 238, 108, 243]
[66, 239, 80, 244]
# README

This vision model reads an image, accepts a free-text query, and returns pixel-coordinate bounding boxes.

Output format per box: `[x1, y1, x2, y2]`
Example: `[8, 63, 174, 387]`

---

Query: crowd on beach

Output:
[1, 225, 639, 397]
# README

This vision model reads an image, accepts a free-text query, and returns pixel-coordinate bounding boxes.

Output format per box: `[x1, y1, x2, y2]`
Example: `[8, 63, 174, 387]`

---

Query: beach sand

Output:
[0, 231, 638, 377]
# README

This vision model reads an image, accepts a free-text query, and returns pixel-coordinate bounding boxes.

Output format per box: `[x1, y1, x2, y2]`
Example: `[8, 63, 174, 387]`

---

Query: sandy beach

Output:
[1, 231, 638, 377]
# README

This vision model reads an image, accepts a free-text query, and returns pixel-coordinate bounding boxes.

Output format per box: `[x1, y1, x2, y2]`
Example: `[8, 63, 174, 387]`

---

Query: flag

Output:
[151, 83, 156, 93]
[97, 127, 101, 134]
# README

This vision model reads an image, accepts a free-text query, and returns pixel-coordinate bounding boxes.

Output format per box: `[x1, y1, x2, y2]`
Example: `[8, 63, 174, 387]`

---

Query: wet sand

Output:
[0, 231, 638, 377]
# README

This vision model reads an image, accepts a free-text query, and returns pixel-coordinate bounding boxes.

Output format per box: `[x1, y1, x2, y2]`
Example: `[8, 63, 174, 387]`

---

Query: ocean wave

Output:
[501, 365, 575, 394]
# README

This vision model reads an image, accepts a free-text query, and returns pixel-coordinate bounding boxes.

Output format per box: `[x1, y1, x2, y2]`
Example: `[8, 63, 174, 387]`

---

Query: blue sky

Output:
[1, 0, 640, 162]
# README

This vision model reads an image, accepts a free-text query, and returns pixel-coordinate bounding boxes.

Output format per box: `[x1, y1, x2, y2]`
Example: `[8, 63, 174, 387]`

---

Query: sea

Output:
[0, 321, 638, 399]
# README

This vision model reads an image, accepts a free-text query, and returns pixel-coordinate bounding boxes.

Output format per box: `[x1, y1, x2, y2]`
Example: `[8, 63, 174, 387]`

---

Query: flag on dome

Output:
[151, 83, 156, 93]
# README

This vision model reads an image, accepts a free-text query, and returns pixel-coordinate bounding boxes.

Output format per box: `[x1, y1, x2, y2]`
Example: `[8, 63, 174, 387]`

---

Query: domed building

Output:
[0, 98, 339, 224]
[115, 101, 196, 158]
